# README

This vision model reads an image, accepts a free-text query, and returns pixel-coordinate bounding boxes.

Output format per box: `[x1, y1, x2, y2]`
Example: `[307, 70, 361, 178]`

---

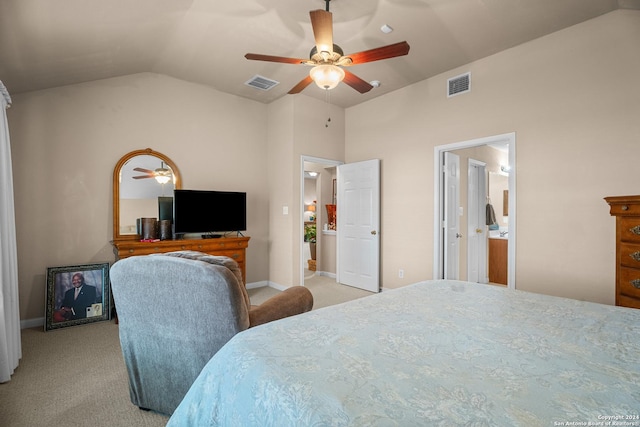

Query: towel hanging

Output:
[486, 202, 498, 227]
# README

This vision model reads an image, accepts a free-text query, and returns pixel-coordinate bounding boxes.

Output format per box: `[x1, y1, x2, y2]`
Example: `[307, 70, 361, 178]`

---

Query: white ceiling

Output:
[1, 0, 638, 108]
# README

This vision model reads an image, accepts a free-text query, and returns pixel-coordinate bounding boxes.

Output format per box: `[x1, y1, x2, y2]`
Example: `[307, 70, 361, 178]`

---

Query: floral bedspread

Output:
[168, 280, 640, 426]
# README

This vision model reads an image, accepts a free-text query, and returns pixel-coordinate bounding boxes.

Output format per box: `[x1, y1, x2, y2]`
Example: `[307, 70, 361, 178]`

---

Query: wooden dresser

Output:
[605, 195, 640, 309]
[112, 236, 250, 284]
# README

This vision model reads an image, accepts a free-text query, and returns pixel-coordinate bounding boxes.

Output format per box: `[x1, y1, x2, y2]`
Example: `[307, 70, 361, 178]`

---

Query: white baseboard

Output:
[245, 280, 269, 290]
[246, 281, 290, 292]
[21, 317, 44, 330]
[316, 271, 336, 279]
[267, 282, 289, 291]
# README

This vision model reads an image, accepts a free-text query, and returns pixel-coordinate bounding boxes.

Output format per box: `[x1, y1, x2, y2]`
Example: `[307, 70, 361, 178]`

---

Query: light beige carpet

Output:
[0, 321, 168, 427]
[0, 276, 373, 427]
[248, 273, 374, 309]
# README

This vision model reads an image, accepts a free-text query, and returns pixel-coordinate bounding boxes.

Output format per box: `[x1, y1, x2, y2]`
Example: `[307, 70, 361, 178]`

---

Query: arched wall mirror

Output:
[112, 148, 182, 242]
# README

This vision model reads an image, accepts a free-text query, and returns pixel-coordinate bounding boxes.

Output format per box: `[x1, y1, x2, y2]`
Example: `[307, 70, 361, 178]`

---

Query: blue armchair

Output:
[110, 251, 313, 415]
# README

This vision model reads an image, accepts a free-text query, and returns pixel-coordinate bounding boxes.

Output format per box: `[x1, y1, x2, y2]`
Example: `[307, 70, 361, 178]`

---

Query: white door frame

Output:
[300, 155, 343, 287]
[433, 132, 516, 289]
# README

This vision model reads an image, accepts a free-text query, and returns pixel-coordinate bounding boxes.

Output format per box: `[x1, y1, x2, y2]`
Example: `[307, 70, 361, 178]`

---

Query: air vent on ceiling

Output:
[244, 75, 280, 91]
[447, 72, 471, 97]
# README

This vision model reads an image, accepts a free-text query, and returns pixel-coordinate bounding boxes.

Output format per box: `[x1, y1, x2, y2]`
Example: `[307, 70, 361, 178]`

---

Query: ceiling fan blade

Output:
[310, 9, 333, 53]
[343, 41, 410, 65]
[132, 175, 153, 180]
[244, 53, 306, 64]
[133, 167, 154, 174]
[343, 70, 374, 94]
[288, 75, 314, 94]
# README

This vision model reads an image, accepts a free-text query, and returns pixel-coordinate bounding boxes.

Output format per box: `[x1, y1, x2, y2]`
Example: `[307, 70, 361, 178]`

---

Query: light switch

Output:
[282, 205, 289, 215]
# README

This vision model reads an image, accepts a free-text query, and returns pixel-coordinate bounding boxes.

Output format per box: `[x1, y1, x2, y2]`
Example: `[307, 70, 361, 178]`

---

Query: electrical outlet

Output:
[398, 269, 404, 279]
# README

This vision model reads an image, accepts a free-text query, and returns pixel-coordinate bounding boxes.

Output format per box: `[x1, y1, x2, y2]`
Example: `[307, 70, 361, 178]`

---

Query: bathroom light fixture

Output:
[309, 64, 345, 90]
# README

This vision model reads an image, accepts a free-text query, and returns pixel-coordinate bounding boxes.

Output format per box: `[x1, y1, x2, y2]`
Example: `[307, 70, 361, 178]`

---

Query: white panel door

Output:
[467, 160, 487, 283]
[337, 159, 380, 292]
[444, 152, 460, 280]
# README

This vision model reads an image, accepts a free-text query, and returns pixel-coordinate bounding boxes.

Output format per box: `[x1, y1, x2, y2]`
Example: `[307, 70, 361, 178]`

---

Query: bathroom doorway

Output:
[300, 156, 342, 287]
[433, 133, 516, 289]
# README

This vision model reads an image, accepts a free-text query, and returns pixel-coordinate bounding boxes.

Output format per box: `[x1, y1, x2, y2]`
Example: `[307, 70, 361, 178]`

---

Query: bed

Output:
[167, 280, 640, 426]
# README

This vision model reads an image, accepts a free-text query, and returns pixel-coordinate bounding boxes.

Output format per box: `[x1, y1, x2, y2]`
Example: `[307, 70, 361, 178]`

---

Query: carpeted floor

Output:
[0, 321, 168, 427]
[0, 275, 373, 427]
[248, 273, 373, 308]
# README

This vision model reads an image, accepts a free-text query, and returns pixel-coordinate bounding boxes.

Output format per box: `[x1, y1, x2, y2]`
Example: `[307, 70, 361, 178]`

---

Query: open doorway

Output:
[300, 156, 342, 287]
[433, 133, 516, 289]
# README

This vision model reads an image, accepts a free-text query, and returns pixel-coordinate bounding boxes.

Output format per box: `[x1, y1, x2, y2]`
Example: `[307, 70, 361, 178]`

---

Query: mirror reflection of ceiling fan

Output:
[133, 162, 172, 184]
[245, 0, 410, 94]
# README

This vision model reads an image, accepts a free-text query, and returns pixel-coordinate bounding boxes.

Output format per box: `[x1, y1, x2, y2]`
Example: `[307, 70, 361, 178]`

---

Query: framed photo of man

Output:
[45, 262, 111, 331]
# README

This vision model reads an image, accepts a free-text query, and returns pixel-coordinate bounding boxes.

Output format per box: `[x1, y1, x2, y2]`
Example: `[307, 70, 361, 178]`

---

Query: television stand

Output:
[112, 236, 250, 284]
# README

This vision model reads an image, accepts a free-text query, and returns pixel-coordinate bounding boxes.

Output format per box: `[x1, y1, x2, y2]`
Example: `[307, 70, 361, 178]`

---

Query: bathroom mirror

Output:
[112, 148, 182, 242]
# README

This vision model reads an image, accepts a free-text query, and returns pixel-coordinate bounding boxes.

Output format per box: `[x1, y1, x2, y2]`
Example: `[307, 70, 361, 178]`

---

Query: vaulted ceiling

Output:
[1, 0, 637, 108]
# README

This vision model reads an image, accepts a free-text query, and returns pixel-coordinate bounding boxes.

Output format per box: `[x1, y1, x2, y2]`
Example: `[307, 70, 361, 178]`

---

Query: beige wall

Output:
[345, 9, 640, 304]
[9, 9, 639, 322]
[266, 96, 296, 288]
[318, 167, 337, 275]
[266, 95, 344, 288]
[9, 73, 269, 320]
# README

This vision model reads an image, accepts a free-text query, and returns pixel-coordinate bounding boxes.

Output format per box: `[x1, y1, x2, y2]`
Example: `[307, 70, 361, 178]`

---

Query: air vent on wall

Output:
[244, 75, 280, 91]
[447, 72, 471, 97]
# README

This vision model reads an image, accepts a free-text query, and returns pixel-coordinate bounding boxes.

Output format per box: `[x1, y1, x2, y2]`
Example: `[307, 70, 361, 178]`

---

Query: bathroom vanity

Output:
[488, 236, 508, 285]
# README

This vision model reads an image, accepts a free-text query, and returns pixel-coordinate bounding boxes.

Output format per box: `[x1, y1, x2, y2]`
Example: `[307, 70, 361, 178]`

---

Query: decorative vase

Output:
[310, 241, 317, 260]
[141, 218, 158, 240]
[326, 204, 336, 229]
[159, 220, 172, 240]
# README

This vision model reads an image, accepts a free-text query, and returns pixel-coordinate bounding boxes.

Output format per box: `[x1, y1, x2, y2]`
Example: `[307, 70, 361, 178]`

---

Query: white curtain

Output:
[0, 80, 21, 383]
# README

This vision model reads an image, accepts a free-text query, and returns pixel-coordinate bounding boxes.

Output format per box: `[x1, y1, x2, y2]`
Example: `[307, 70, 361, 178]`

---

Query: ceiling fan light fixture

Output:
[155, 175, 171, 184]
[245, 6, 409, 95]
[310, 64, 345, 90]
[154, 163, 171, 184]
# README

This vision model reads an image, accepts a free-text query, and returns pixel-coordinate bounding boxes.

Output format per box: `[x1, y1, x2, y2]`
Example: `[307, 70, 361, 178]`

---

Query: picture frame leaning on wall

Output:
[45, 262, 111, 331]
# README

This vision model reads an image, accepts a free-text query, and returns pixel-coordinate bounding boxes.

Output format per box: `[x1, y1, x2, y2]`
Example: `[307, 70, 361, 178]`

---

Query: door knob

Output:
[476, 228, 482, 233]
[371, 230, 377, 235]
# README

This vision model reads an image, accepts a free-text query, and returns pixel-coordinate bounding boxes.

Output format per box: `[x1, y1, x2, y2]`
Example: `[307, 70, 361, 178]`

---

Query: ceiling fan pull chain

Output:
[325, 89, 331, 128]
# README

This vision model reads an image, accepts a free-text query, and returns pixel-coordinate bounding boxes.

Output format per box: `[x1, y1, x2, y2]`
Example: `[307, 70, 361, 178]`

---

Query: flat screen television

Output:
[173, 189, 246, 236]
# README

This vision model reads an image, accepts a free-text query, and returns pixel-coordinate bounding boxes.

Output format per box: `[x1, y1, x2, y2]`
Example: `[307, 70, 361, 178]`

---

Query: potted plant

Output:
[304, 223, 317, 260]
